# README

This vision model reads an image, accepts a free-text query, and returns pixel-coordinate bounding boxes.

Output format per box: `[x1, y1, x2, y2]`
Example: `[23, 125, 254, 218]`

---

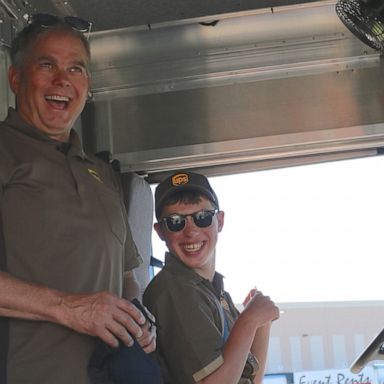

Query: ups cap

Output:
[155, 172, 219, 219]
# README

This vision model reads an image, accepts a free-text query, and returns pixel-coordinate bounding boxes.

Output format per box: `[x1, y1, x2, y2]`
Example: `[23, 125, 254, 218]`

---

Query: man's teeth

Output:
[45, 95, 69, 102]
[184, 243, 203, 252]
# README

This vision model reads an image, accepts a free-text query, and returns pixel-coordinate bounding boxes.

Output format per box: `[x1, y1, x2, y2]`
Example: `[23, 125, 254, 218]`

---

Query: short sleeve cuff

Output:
[192, 355, 224, 382]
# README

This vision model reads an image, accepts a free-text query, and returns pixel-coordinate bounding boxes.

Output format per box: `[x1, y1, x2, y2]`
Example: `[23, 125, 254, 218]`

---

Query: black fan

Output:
[336, 0, 384, 50]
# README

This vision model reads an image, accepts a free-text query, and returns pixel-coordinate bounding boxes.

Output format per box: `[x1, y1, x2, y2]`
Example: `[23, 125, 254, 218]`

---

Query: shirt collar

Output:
[5, 107, 94, 163]
[164, 252, 225, 296]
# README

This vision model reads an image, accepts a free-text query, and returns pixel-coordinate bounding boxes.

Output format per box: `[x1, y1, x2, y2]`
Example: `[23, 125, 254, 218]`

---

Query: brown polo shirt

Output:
[0, 108, 141, 384]
[143, 252, 257, 384]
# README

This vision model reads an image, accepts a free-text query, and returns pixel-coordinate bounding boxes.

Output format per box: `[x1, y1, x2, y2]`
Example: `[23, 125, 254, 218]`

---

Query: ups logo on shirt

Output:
[88, 168, 103, 183]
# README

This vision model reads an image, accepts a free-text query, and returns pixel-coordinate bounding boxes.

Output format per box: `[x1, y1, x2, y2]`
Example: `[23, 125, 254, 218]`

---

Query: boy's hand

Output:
[243, 289, 280, 326]
[131, 299, 157, 353]
[243, 287, 258, 307]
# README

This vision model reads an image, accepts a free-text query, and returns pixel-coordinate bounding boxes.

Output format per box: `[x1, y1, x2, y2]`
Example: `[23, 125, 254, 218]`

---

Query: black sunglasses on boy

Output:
[159, 209, 219, 233]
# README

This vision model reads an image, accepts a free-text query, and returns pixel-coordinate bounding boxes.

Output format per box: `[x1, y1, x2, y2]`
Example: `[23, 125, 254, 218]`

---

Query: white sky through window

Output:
[151, 155, 383, 304]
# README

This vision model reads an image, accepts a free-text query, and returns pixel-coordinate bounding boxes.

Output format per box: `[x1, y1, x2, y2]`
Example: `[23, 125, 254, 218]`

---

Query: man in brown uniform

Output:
[0, 14, 155, 384]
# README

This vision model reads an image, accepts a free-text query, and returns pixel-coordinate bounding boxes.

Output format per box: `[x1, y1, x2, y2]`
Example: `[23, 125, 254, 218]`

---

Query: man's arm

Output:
[197, 292, 279, 384]
[0, 271, 146, 348]
[123, 270, 141, 300]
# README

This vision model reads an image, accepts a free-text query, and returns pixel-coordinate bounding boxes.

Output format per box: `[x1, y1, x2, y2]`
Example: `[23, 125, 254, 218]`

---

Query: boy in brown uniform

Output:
[144, 171, 279, 383]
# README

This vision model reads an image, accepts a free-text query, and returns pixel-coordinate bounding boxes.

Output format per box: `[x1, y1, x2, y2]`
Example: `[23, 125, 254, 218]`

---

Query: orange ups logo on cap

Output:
[172, 173, 189, 186]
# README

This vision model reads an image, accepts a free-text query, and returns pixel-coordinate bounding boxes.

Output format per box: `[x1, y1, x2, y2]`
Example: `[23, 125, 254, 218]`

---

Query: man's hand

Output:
[58, 291, 147, 348]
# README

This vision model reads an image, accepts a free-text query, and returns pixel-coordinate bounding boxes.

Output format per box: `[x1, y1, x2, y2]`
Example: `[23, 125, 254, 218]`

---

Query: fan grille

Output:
[336, 0, 384, 50]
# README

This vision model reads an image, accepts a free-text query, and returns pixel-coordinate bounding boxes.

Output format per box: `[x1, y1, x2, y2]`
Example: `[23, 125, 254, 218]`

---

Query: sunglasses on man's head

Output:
[29, 13, 92, 37]
[159, 209, 218, 232]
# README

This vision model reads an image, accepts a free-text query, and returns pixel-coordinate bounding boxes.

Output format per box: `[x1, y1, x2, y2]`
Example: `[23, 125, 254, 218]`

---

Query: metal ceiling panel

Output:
[6, 0, 322, 31]
[81, 1, 384, 175]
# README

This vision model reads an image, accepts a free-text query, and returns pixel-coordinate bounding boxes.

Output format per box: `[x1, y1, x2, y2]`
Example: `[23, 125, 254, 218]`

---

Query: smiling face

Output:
[154, 196, 224, 280]
[8, 30, 90, 142]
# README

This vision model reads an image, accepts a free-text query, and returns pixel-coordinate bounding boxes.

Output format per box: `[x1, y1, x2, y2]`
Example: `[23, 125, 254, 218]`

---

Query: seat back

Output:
[121, 172, 154, 296]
